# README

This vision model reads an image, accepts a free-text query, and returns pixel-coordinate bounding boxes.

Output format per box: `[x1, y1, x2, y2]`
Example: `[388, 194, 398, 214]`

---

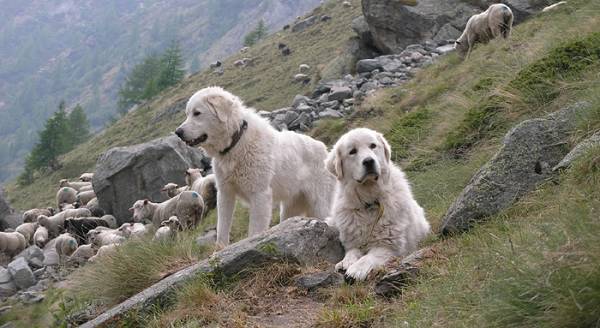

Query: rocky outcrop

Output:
[292, 15, 319, 33]
[7, 257, 35, 290]
[0, 266, 16, 297]
[441, 102, 591, 234]
[93, 136, 210, 224]
[81, 217, 343, 327]
[553, 131, 600, 171]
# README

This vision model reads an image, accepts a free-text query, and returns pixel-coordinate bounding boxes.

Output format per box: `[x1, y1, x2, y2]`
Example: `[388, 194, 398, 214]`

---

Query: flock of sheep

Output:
[0, 168, 217, 267]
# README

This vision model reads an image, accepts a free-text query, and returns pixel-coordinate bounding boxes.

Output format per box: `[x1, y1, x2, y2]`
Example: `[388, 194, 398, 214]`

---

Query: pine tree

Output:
[117, 53, 162, 114]
[29, 102, 71, 171]
[157, 41, 185, 90]
[68, 104, 91, 145]
[243, 19, 268, 47]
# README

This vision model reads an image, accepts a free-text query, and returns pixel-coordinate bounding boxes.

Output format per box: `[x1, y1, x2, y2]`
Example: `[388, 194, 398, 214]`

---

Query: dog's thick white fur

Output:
[326, 128, 430, 280]
[176, 87, 335, 246]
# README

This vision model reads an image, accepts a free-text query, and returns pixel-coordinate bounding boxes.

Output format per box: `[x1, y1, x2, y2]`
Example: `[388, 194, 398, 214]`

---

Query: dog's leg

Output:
[280, 196, 305, 222]
[216, 185, 236, 247]
[335, 248, 363, 272]
[345, 247, 395, 281]
[248, 188, 273, 237]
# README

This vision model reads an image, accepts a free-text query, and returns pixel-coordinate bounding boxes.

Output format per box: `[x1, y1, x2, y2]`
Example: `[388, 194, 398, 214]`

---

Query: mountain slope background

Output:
[0, 0, 321, 182]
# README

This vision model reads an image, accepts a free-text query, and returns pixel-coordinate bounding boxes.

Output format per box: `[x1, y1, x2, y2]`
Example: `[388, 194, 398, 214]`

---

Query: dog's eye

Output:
[369, 143, 377, 149]
[193, 111, 201, 117]
[349, 148, 357, 155]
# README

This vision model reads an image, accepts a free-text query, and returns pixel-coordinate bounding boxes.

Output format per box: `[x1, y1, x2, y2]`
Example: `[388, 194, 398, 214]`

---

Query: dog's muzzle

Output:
[175, 128, 208, 147]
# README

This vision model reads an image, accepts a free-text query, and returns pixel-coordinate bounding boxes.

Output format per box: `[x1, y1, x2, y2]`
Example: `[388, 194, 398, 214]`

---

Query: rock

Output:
[42, 239, 60, 267]
[441, 102, 591, 234]
[15, 246, 45, 269]
[292, 15, 318, 33]
[321, 100, 340, 109]
[18, 291, 44, 304]
[361, 0, 479, 53]
[295, 271, 343, 291]
[432, 23, 462, 42]
[375, 247, 434, 297]
[0, 306, 12, 315]
[554, 131, 600, 171]
[288, 113, 312, 131]
[319, 109, 344, 119]
[292, 95, 311, 108]
[196, 229, 217, 248]
[0, 266, 16, 297]
[504, 0, 550, 24]
[328, 86, 353, 101]
[7, 257, 35, 290]
[80, 218, 343, 327]
[356, 59, 383, 73]
[93, 136, 210, 224]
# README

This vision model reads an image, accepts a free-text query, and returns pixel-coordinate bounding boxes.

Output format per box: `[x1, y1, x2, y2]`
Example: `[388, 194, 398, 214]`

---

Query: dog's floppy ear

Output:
[204, 94, 233, 122]
[377, 133, 391, 163]
[325, 148, 344, 180]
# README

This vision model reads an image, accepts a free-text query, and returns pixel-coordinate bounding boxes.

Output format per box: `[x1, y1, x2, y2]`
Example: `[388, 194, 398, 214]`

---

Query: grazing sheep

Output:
[117, 222, 148, 239]
[87, 227, 126, 248]
[342, 1, 352, 8]
[543, 1, 567, 12]
[68, 244, 96, 265]
[99, 215, 118, 229]
[15, 222, 38, 244]
[0, 231, 27, 256]
[185, 168, 205, 186]
[278, 42, 287, 49]
[299, 64, 310, 73]
[153, 216, 181, 241]
[88, 244, 118, 263]
[240, 47, 250, 53]
[84, 197, 105, 217]
[33, 226, 49, 248]
[455, 3, 514, 57]
[175, 191, 205, 228]
[57, 187, 77, 210]
[22, 208, 54, 223]
[130, 191, 204, 228]
[55, 233, 78, 259]
[162, 183, 187, 199]
[65, 217, 110, 245]
[59, 179, 92, 192]
[38, 208, 92, 238]
[294, 73, 310, 83]
[189, 173, 217, 216]
[79, 184, 94, 193]
[209, 61, 222, 69]
[281, 47, 292, 56]
[76, 190, 96, 205]
[79, 173, 94, 182]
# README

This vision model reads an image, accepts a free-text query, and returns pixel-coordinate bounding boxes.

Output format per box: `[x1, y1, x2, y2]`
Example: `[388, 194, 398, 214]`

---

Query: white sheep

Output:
[68, 244, 96, 265]
[15, 222, 38, 244]
[189, 173, 217, 215]
[22, 208, 54, 223]
[59, 179, 92, 191]
[55, 233, 78, 259]
[99, 214, 118, 229]
[117, 222, 148, 239]
[455, 3, 514, 57]
[294, 73, 310, 83]
[185, 168, 205, 186]
[153, 216, 181, 241]
[76, 190, 96, 205]
[79, 173, 94, 182]
[38, 208, 92, 238]
[161, 182, 187, 198]
[87, 227, 126, 248]
[240, 46, 250, 53]
[130, 191, 204, 228]
[0, 231, 27, 256]
[88, 244, 118, 263]
[79, 184, 94, 193]
[57, 186, 77, 210]
[299, 64, 311, 73]
[543, 1, 567, 12]
[33, 226, 49, 248]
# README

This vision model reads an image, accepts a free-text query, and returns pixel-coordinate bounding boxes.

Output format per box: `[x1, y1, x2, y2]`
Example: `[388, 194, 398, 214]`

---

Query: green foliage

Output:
[68, 105, 91, 145]
[117, 42, 186, 115]
[243, 19, 268, 47]
[510, 32, 600, 105]
[385, 109, 432, 160]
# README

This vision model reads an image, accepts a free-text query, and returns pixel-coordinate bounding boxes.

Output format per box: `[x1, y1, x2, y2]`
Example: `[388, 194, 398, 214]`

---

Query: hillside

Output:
[0, 0, 322, 182]
[2, 0, 600, 327]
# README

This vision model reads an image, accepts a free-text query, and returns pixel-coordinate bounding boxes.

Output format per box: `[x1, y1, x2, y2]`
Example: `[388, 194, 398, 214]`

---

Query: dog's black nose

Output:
[175, 128, 184, 140]
[362, 158, 375, 168]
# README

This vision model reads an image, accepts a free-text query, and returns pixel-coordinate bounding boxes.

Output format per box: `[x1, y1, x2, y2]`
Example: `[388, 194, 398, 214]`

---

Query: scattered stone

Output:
[196, 229, 217, 248]
[553, 131, 600, 171]
[7, 257, 35, 290]
[356, 59, 383, 73]
[441, 102, 592, 234]
[328, 86, 353, 101]
[375, 247, 434, 297]
[15, 246, 45, 269]
[292, 15, 318, 33]
[18, 291, 45, 304]
[0, 266, 16, 297]
[292, 95, 311, 108]
[319, 109, 344, 119]
[295, 271, 343, 291]
[43, 239, 60, 267]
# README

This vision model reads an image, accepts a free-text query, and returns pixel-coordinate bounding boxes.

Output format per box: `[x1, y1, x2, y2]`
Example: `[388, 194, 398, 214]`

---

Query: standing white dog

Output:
[175, 87, 335, 246]
[326, 128, 430, 280]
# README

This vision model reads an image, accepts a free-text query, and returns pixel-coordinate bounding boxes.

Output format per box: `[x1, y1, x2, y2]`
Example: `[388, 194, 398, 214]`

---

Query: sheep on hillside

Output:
[79, 173, 94, 182]
[33, 226, 49, 248]
[59, 179, 92, 192]
[56, 187, 77, 210]
[87, 227, 126, 248]
[0, 231, 27, 257]
[455, 3, 514, 57]
[15, 222, 38, 244]
[22, 208, 54, 223]
[76, 190, 96, 206]
[161, 183, 187, 198]
[55, 233, 78, 259]
[130, 191, 204, 228]
[153, 216, 182, 241]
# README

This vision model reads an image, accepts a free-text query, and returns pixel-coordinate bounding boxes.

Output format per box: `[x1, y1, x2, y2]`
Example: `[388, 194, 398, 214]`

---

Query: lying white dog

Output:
[175, 87, 335, 246]
[326, 128, 430, 280]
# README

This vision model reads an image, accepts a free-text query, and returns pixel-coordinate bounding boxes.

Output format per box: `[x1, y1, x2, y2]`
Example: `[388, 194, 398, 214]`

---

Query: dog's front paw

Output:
[335, 250, 362, 272]
[345, 258, 376, 281]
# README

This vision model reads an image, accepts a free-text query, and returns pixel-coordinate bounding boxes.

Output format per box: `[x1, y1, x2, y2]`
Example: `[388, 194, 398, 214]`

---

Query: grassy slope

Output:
[5, 0, 362, 210]
[3, 0, 600, 327]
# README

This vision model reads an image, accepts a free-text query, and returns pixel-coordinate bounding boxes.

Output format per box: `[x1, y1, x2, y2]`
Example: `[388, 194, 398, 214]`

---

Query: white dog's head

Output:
[175, 87, 246, 156]
[325, 128, 391, 185]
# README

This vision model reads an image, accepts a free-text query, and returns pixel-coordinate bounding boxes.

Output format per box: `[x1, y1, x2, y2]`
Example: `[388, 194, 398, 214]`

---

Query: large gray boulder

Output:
[15, 246, 45, 269]
[0, 266, 16, 297]
[7, 257, 35, 290]
[360, 0, 479, 53]
[81, 217, 343, 327]
[441, 102, 591, 234]
[93, 136, 210, 224]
